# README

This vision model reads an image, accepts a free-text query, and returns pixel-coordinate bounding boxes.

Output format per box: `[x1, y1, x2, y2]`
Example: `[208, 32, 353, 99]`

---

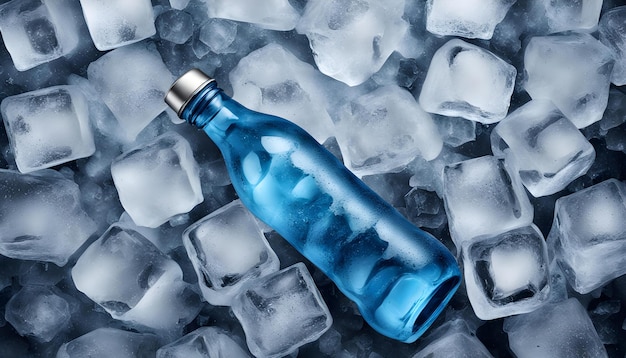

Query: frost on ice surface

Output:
[156, 327, 251, 358]
[204, 0, 299, 31]
[57, 328, 160, 358]
[599, 6, 626, 86]
[540, 0, 603, 34]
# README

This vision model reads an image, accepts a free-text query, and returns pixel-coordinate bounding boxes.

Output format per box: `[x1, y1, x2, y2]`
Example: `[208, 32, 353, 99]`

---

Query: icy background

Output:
[0, 0, 625, 357]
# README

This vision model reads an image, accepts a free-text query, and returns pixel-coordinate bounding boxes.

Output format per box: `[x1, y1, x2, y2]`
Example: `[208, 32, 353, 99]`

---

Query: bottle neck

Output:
[180, 82, 223, 129]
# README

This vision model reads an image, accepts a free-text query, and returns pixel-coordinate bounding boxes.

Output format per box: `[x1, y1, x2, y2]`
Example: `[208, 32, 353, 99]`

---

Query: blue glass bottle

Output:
[165, 69, 461, 343]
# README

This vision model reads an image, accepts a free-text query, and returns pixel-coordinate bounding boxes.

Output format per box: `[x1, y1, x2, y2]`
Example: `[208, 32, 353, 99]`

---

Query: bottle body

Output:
[181, 82, 461, 343]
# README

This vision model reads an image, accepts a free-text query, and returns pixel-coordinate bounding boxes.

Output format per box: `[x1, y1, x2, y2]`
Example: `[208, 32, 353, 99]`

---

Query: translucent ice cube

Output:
[156, 9, 193, 45]
[56, 328, 160, 358]
[0, 0, 79, 71]
[87, 41, 175, 141]
[232, 263, 332, 358]
[463, 225, 551, 320]
[198, 18, 237, 54]
[599, 6, 626, 86]
[0, 169, 96, 266]
[72, 225, 200, 330]
[442, 156, 533, 246]
[1, 85, 95, 173]
[524, 33, 614, 128]
[419, 39, 516, 124]
[425, 0, 517, 40]
[335, 85, 443, 176]
[204, 0, 299, 31]
[5, 286, 71, 342]
[547, 179, 626, 294]
[183, 200, 279, 306]
[491, 100, 595, 197]
[156, 327, 251, 358]
[297, 0, 409, 86]
[111, 132, 203, 228]
[78, 0, 156, 51]
[411, 320, 493, 358]
[504, 298, 607, 358]
[541, 0, 603, 34]
[230, 43, 336, 144]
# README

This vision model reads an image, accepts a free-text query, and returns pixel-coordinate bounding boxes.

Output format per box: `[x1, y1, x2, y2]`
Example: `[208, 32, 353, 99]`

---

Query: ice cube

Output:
[296, 0, 409, 86]
[463, 225, 551, 320]
[183, 200, 280, 306]
[230, 43, 336, 144]
[156, 327, 251, 358]
[231, 263, 332, 358]
[411, 320, 492, 358]
[87, 41, 175, 141]
[335, 85, 443, 176]
[599, 6, 626, 86]
[425, 0, 517, 40]
[56, 328, 160, 358]
[0, 0, 79, 71]
[524, 33, 614, 128]
[198, 18, 238, 54]
[0, 169, 96, 266]
[78, 0, 156, 51]
[71, 225, 201, 330]
[442, 156, 533, 246]
[419, 39, 516, 124]
[404, 187, 447, 229]
[504, 298, 608, 358]
[111, 132, 203, 228]
[204, 0, 299, 31]
[491, 100, 595, 197]
[435, 115, 476, 148]
[169, 0, 190, 10]
[5, 286, 71, 342]
[541, 0, 603, 34]
[156, 9, 193, 45]
[547, 179, 626, 294]
[1, 85, 95, 173]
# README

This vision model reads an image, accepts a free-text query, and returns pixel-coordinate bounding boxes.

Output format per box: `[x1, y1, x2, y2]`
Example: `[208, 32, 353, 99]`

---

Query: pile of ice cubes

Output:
[0, 0, 625, 357]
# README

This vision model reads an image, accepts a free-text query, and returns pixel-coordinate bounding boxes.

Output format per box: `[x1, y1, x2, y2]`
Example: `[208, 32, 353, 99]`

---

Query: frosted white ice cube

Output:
[443, 156, 533, 246]
[5, 286, 71, 342]
[0, 0, 79, 71]
[599, 6, 626, 86]
[297, 0, 408, 86]
[183, 200, 279, 306]
[204, 0, 299, 31]
[524, 33, 614, 128]
[1, 85, 95, 173]
[541, 0, 603, 34]
[491, 100, 595, 197]
[504, 298, 607, 358]
[335, 85, 442, 176]
[425, 0, 517, 40]
[419, 39, 516, 124]
[79, 0, 156, 51]
[56, 328, 160, 358]
[87, 41, 175, 141]
[463, 225, 550, 320]
[230, 43, 336, 144]
[547, 179, 626, 294]
[232, 263, 332, 358]
[0, 169, 96, 266]
[111, 132, 203, 228]
[156, 327, 251, 358]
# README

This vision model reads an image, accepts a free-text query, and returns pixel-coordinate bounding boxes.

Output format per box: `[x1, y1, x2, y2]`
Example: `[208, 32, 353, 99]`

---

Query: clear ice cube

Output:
[56, 328, 160, 358]
[156, 9, 193, 45]
[547, 179, 626, 294]
[442, 155, 533, 247]
[204, 0, 299, 31]
[156, 327, 251, 358]
[87, 41, 175, 141]
[425, 0, 517, 40]
[418, 39, 516, 124]
[198, 18, 238, 54]
[0, 0, 79, 71]
[541, 0, 603, 34]
[231, 263, 332, 358]
[524, 33, 614, 128]
[599, 6, 626, 86]
[111, 132, 203, 228]
[411, 320, 493, 358]
[78, 0, 156, 51]
[335, 85, 443, 176]
[491, 100, 595, 197]
[1, 85, 95, 173]
[182, 200, 279, 306]
[296, 0, 409, 86]
[504, 298, 607, 358]
[0, 169, 96, 266]
[463, 225, 551, 320]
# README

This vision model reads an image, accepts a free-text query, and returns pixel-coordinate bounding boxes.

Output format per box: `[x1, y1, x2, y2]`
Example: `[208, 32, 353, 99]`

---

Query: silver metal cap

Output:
[165, 69, 216, 117]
